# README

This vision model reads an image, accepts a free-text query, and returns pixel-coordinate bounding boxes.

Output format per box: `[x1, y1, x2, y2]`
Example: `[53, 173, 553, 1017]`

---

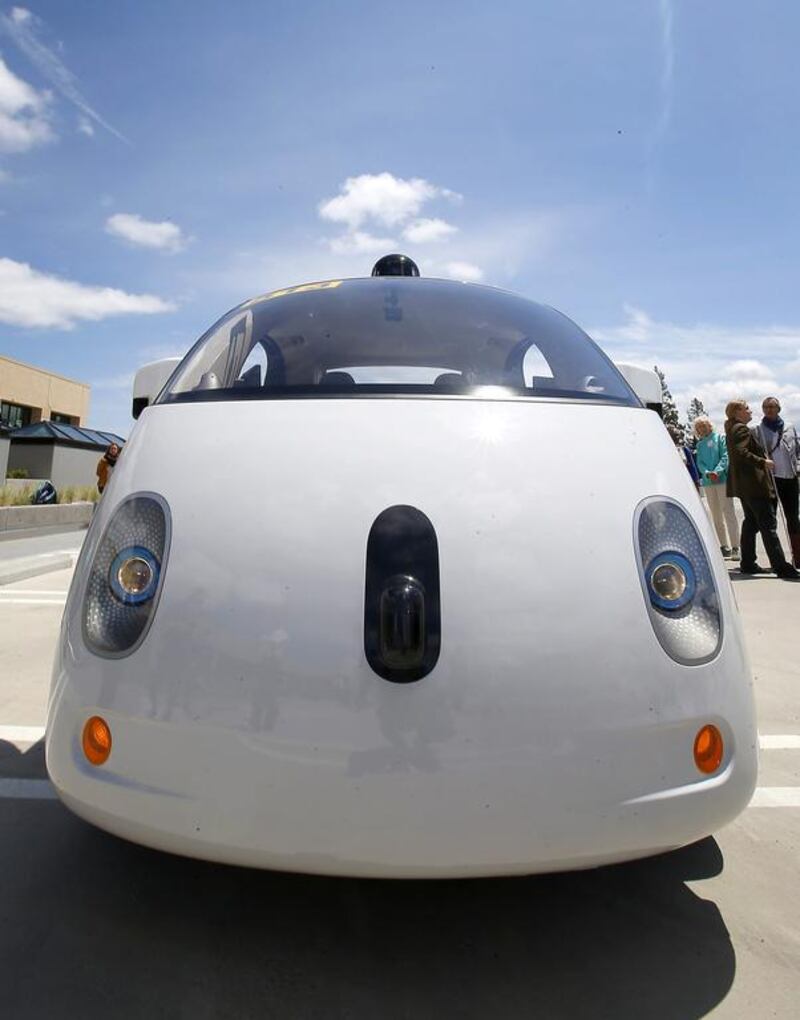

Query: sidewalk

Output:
[0, 530, 87, 586]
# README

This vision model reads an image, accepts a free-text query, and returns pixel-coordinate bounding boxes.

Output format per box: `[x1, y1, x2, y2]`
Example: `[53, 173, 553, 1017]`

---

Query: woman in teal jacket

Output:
[693, 416, 740, 558]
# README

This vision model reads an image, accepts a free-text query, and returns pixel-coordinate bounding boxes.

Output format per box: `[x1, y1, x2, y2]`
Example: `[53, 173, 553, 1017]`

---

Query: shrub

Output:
[7, 468, 29, 479]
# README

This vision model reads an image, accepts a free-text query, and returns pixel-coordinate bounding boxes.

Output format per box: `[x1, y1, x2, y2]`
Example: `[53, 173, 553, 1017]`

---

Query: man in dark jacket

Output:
[725, 399, 799, 580]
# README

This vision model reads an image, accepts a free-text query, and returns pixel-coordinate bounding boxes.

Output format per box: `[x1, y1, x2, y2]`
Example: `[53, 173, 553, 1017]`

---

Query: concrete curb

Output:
[0, 503, 93, 534]
[0, 552, 75, 586]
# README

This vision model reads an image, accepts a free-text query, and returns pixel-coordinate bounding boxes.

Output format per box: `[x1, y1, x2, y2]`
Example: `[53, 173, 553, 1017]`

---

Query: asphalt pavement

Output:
[0, 530, 797, 1019]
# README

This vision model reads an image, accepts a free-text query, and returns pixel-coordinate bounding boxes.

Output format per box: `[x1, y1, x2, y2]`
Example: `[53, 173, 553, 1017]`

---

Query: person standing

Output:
[96, 442, 120, 495]
[693, 416, 740, 559]
[755, 397, 800, 568]
[724, 400, 799, 580]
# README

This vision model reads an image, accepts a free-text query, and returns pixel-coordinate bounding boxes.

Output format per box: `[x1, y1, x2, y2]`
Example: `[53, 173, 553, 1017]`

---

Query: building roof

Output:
[10, 421, 125, 448]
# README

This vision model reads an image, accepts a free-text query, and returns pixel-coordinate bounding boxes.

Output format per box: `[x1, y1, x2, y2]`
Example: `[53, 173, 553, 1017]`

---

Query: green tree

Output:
[685, 397, 707, 448]
[654, 365, 684, 441]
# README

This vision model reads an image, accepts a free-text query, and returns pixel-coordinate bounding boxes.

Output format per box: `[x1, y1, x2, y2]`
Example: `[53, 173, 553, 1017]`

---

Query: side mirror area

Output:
[615, 363, 664, 417]
[132, 358, 182, 419]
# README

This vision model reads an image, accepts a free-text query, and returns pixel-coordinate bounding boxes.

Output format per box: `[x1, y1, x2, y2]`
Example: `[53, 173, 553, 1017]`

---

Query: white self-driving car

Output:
[46, 258, 758, 877]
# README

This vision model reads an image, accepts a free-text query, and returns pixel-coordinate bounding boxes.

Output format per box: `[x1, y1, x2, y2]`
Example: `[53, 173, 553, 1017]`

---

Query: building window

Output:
[51, 412, 75, 425]
[0, 401, 32, 429]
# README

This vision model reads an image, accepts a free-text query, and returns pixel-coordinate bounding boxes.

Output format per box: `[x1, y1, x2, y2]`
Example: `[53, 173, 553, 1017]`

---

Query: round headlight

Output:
[646, 551, 696, 611]
[652, 562, 686, 600]
[109, 546, 160, 605]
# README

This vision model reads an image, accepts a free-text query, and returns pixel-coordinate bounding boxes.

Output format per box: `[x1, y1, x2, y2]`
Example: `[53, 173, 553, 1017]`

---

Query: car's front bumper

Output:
[47, 683, 757, 878]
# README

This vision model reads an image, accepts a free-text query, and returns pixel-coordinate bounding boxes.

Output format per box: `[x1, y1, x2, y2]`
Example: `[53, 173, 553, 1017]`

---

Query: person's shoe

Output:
[720, 546, 732, 558]
[730, 547, 741, 561]
[777, 566, 800, 581]
[739, 564, 770, 575]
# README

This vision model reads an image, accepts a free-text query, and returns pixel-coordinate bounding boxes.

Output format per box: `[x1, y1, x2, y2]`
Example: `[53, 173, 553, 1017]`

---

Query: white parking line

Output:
[0, 590, 69, 597]
[0, 725, 45, 743]
[759, 734, 800, 750]
[749, 787, 800, 807]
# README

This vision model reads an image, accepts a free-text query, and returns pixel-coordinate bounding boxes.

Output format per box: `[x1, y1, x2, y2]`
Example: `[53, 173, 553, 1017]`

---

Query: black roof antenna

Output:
[371, 254, 420, 277]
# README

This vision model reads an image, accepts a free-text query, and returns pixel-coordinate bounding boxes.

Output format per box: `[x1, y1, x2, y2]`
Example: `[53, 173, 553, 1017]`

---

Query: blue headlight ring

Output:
[109, 546, 160, 605]
[646, 550, 696, 611]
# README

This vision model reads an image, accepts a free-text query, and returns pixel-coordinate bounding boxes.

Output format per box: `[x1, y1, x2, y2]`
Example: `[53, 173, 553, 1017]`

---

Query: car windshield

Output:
[157, 277, 638, 406]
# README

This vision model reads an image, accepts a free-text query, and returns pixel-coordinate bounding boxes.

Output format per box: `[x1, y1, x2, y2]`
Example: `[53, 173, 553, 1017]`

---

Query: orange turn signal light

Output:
[694, 724, 723, 775]
[82, 716, 112, 766]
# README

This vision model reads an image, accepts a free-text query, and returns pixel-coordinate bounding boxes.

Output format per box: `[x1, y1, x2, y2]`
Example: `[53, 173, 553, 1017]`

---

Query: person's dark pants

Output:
[739, 495, 790, 572]
[774, 475, 800, 566]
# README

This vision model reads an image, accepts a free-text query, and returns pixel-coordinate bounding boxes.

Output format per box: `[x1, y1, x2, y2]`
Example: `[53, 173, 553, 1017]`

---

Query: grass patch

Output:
[0, 485, 34, 506]
[58, 485, 100, 504]
[0, 484, 99, 506]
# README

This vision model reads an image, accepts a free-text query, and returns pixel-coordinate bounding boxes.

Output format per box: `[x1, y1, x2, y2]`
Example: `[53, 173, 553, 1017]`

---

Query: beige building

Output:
[0, 355, 89, 429]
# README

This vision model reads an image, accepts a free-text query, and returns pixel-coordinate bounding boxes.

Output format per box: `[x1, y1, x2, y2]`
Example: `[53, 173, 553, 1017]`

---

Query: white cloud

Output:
[316, 172, 575, 287]
[673, 376, 800, 431]
[105, 212, 188, 253]
[0, 54, 53, 153]
[317, 173, 569, 286]
[721, 359, 774, 380]
[651, 1, 674, 148]
[327, 230, 397, 255]
[319, 172, 446, 229]
[0, 256, 176, 329]
[1, 7, 129, 144]
[644, 0, 675, 192]
[319, 172, 464, 255]
[402, 218, 457, 244]
[593, 304, 800, 361]
[441, 261, 484, 282]
[593, 304, 800, 427]
[609, 303, 655, 342]
[77, 115, 94, 137]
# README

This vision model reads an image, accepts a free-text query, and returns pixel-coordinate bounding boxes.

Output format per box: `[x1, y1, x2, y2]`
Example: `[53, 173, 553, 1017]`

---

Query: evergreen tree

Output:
[686, 397, 707, 448]
[654, 365, 684, 441]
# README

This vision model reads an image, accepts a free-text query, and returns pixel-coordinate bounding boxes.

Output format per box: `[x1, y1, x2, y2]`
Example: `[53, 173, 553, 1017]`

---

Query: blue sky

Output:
[2, 0, 800, 435]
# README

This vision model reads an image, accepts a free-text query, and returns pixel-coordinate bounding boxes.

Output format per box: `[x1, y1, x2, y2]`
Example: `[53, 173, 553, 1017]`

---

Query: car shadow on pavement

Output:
[0, 736, 47, 779]
[0, 770, 734, 1020]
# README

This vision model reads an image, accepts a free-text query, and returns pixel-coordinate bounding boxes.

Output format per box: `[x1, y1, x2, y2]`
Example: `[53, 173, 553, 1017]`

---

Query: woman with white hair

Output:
[693, 415, 740, 559]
